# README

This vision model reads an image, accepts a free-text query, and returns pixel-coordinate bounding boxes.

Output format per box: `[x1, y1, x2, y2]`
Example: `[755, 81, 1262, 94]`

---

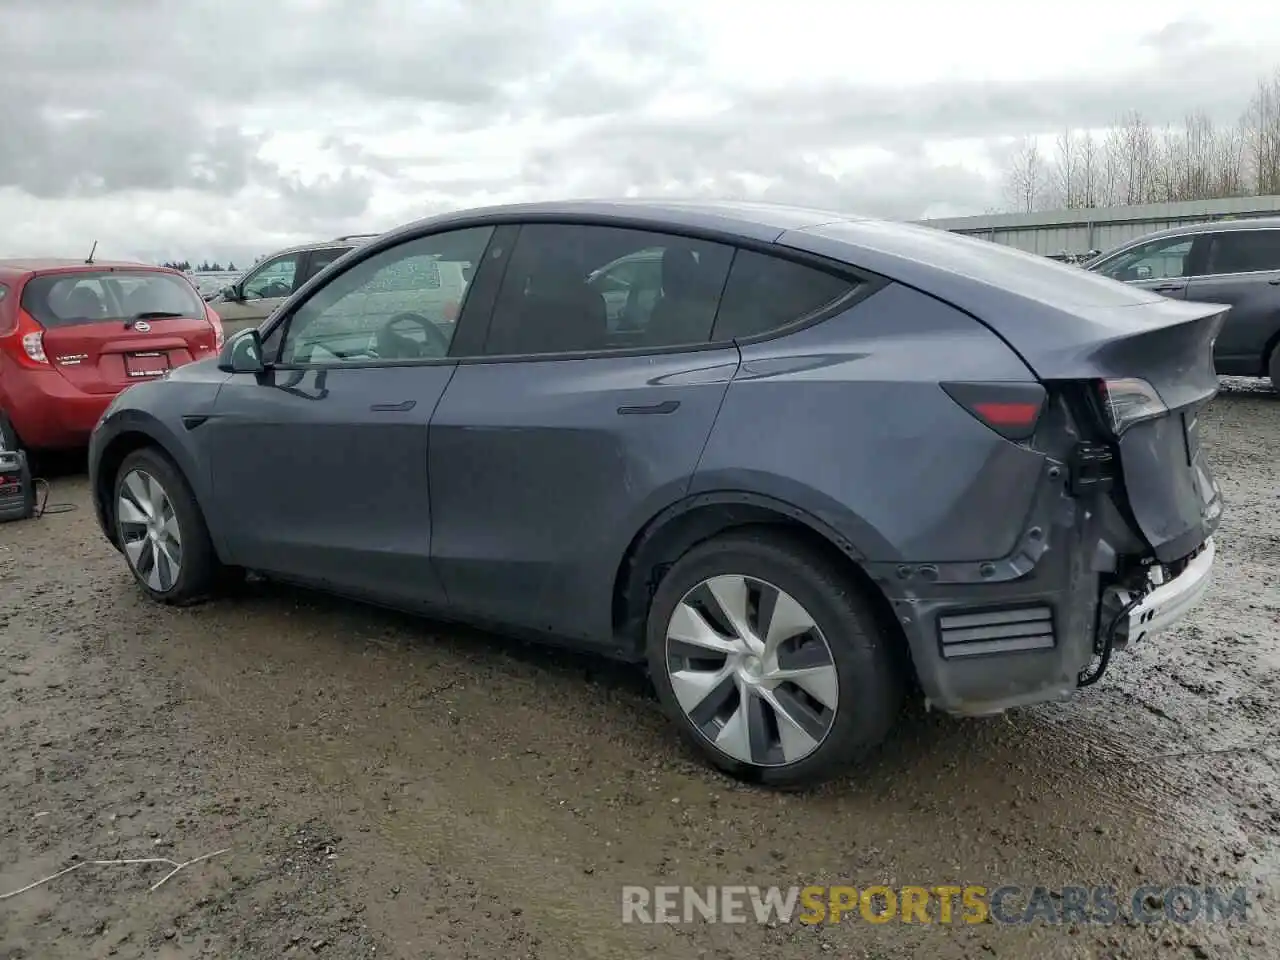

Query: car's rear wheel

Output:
[1268, 341, 1280, 392]
[645, 529, 902, 788]
[114, 447, 219, 605]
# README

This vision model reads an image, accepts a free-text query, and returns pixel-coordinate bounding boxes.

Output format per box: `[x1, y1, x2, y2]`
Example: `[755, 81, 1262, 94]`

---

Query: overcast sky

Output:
[2, 0, 1279, 267]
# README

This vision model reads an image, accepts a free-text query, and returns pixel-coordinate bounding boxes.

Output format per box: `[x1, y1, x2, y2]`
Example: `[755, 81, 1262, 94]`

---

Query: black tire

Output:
[645, 529, 903, 789]
[1269, 342, 1280, 393]
[113, 447, 220, 605]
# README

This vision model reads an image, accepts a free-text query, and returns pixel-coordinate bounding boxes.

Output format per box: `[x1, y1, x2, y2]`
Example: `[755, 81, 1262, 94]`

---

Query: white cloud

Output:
[0, 0, 1278, 263]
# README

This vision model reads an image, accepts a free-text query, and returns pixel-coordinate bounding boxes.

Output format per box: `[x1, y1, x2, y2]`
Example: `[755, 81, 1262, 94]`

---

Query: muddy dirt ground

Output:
[1, 381, 1277, 959]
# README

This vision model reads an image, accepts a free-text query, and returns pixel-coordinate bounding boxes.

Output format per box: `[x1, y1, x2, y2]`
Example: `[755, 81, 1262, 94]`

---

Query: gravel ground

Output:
[1, 380, 1277, 959]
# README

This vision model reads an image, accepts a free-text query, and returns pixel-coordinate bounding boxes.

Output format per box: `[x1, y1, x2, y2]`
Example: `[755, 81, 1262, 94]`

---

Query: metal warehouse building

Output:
[920, 195, 1280, 258]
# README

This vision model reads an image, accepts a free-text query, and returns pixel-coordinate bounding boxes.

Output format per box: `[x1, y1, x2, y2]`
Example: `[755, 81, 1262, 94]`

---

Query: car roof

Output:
[257, 236, 375, 259]
[0, 258, 176, 280]
[389, 199, 868, 245]
[1100, 215, 1280, 252]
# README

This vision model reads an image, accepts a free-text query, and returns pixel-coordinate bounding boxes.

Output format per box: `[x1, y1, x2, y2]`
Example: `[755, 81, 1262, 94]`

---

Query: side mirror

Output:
[217, 328, 265, 374]
[221, 283, 244, 302]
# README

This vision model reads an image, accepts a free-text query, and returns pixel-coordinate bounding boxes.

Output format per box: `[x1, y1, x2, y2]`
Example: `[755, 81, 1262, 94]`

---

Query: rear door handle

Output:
[1152, 283, 1185, 292]
[1268, 278, 1280, 285]
[617, 400, 680, 415]
[370, 400, 416, 412]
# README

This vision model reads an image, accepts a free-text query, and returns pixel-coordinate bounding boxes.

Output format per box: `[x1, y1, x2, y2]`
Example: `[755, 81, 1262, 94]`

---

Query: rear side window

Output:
[484, 224, 736, 356]
[712, 250, 858, 341]
[301, 247, 353, 284]
[20, 270, 206, 329]
[1205, 230, 1280, 275]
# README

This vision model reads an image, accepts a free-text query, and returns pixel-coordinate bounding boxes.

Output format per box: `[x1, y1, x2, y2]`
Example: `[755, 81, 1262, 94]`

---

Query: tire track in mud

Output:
[1, 384, 1278, 958]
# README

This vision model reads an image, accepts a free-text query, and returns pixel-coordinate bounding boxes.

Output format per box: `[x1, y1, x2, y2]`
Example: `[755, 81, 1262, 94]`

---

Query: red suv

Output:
[0, 260, 224, 452]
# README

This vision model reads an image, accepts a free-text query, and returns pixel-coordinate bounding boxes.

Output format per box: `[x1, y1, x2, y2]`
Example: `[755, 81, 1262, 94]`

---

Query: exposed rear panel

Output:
[692, 282, 1046, 563]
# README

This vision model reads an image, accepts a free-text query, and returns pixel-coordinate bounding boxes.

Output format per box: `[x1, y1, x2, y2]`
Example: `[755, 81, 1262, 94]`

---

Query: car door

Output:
[1182, 229, 1280, 375]
[1090, 233, 1204, 300]
[427, 222, 741, 646]
[201, 225, 498, 608]
[214, 251, 303, 337]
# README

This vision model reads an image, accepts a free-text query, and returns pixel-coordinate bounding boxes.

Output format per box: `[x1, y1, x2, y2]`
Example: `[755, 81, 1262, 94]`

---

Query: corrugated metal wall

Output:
[920, 196, 1280, 257]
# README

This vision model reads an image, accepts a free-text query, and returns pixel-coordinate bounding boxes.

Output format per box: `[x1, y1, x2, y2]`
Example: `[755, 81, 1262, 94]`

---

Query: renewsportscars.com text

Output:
[620, 884, 1249, 926]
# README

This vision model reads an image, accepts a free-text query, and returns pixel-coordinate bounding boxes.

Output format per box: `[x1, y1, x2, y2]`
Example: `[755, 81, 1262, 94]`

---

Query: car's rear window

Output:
[21, 270, 205, 329]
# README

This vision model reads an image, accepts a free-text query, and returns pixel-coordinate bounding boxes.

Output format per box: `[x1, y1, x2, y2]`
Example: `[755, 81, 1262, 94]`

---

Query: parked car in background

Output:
[1087, 217, 1280, 389]
[0, 259, 224, 453]
[208, 235, 378, 336]
[89, 200, 1223, 787]
[189, 272, 239, 301]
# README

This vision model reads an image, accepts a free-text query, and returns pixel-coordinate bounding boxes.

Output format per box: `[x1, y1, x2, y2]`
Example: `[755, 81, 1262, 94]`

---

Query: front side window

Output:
[484, 225, 735, 356]
[1204, 230, 1280, 275]
[243, 253, 300, 301]
[278, 226, 493, 365]
[712, 250, 858, 341]
[21, 270, 205, 328]
[1094, 237, 1193, 282]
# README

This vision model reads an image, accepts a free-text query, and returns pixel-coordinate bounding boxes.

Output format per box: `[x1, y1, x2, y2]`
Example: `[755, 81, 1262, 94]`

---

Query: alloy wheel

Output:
[118, 469, 183, 592]
[664, 575, 839, 767]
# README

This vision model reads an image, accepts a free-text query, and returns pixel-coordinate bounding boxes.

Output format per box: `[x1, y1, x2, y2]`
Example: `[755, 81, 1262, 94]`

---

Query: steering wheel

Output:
[375, 312, 451, 360]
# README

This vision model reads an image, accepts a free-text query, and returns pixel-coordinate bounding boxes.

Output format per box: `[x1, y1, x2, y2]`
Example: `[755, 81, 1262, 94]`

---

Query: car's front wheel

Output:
[1268, 341, 1280, 393]
[114, 447, 220, 605]
[646, 529, 903, 788]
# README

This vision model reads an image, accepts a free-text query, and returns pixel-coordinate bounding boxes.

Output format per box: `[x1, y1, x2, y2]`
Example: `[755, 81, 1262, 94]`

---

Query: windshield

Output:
[21, 270, 206, 329]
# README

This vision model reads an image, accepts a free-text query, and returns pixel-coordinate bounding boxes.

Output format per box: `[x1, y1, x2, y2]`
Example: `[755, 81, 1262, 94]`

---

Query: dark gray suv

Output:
[1087, 217, 1280, 389]
[88, 201, 1224, 787]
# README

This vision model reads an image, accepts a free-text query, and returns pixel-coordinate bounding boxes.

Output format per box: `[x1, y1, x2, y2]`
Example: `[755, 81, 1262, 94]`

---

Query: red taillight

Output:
[2, 309, 50, 367]
[972, 401, 1042, 429]
[941, 381, 1046, 441]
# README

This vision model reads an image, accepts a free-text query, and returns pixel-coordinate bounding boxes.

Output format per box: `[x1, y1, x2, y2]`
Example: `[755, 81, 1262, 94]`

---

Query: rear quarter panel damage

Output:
[692, 282, 1048, 566]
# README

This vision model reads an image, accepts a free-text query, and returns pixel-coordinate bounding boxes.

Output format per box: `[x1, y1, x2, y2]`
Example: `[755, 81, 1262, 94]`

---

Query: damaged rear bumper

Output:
[873, 452, 1218, 717]
[1109, 537, 1215, 648]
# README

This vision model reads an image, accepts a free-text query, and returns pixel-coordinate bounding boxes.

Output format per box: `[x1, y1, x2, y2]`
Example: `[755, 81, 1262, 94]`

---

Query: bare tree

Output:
[1076, 132, 1101, 208]
[997, 64, 1280, 212]
[1243, 70, 1280, 195]
[1114, 112, 1159, 204]
[1050, 130, 1079, 208]
[1003, 136, 1046, 213]
[1213, 120, 1248, 197]
[1101, 126, 1125, 207]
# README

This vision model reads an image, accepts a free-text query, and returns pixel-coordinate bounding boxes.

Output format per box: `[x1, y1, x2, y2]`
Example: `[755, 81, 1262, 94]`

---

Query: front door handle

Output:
[370, 400, 416, 412]
[1152, 283, 1184, 293]
[617, 400, 680, 415]
[1268, 278, 1280, 285]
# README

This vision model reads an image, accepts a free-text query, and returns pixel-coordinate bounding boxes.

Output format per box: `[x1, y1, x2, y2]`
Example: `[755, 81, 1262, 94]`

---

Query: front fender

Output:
[89, 408, 216, 551]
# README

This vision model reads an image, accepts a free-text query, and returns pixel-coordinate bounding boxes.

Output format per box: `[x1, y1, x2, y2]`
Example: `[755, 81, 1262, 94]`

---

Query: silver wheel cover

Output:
[664, 575, 839, 767]
[117, 469, 183, 593]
